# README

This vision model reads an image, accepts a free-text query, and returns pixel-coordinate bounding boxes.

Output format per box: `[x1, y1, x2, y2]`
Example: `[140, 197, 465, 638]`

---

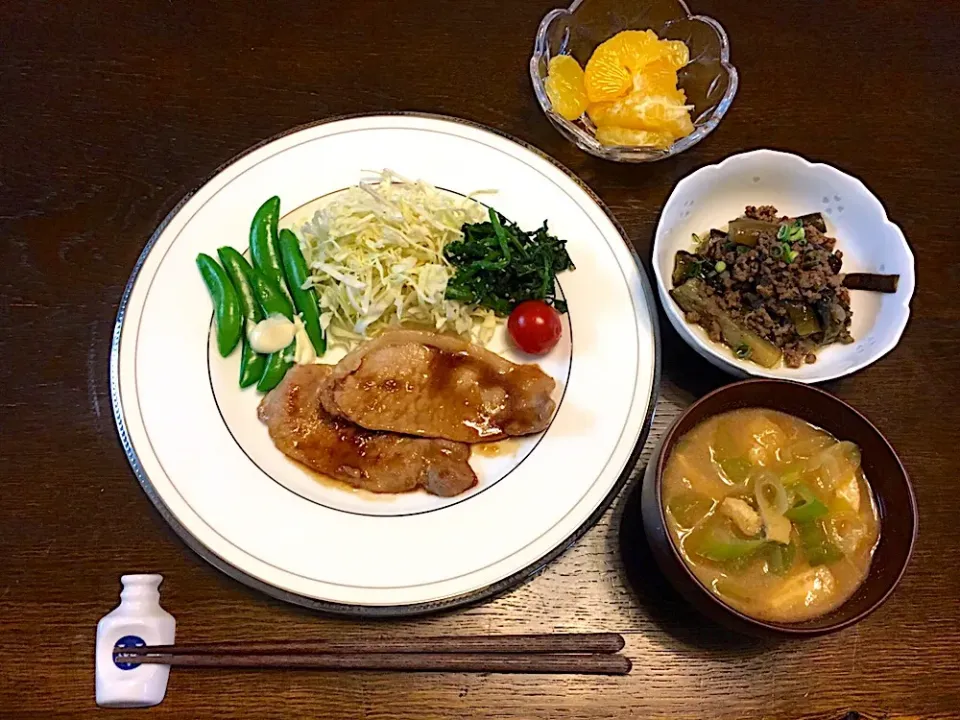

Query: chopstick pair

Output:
[114, 632, 631, 675]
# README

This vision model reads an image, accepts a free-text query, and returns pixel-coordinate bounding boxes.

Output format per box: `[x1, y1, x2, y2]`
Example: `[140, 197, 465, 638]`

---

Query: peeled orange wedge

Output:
[584, 29, 661, 103]
[659, 40, 691, 70]
[588, 94, 694, 137]
[595, 126, 674, 150]
[544, 55, 589, 121]
[542, 29, 695, 150]
[632, 58, 686, 104]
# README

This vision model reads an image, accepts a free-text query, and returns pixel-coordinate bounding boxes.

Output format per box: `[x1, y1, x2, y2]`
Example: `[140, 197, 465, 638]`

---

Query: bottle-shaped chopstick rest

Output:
[95, 574, 176, 707]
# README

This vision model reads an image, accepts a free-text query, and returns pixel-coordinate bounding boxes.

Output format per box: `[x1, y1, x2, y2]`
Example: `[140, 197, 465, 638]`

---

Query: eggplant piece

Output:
[787, 303, 822, 337]
[709, 228, 729, 242]
[670, 279, 783, 368]
[672, 251, 701, 287]
[796, 212, 828, 233]
[728, 218, 778, 247]
[814, 297, 848, 345]
[842, 273, 900, 293]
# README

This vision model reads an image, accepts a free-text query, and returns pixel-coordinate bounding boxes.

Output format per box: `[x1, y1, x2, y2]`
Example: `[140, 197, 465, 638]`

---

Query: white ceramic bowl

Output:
[653, 150, 915, 382]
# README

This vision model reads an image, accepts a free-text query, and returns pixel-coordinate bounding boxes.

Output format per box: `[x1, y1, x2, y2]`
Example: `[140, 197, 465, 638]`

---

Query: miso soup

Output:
[662, 408, 880, 623]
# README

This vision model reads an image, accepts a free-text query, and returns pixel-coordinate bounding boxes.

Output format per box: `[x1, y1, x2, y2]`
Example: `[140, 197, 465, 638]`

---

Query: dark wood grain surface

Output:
[2, 0, 959, 717]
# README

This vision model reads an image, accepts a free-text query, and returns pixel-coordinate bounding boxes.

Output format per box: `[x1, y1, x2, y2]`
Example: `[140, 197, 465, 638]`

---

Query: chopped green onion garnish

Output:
[714, 260, 727, 272]
[777, 219, 805, 244]
[734, 343, 751, 359]
[692, 233, 702, 247]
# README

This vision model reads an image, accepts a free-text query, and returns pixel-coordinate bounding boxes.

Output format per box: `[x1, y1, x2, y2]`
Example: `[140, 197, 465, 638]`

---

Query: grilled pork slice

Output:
[258, 364, 477, 497]
[322, 330, 556, 443]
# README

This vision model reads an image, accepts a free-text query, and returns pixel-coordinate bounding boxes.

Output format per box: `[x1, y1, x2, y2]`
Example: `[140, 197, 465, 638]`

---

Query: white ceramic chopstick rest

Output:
[95, 574, 176, 707]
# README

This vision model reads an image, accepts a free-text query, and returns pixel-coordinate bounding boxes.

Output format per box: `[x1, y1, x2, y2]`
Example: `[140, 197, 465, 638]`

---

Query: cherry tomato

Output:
[507, 300, 562, 355]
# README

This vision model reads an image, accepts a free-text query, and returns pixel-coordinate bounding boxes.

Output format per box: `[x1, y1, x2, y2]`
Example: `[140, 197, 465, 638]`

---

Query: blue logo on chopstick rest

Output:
[113, 635, 146, 670]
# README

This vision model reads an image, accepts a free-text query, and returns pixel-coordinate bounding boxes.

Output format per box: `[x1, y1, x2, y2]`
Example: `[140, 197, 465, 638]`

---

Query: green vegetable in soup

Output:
[765, 541, 797, 576]
[667, 492, 714, 529]
[797, 519, 844, 566]
[720, 457, 753, 484]
[687, 520, 767, 563]
[784, 483, 829, 522]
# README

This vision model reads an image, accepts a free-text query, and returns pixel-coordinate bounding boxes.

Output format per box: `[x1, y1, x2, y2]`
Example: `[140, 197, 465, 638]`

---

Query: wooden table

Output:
[3, 0, 959, 717]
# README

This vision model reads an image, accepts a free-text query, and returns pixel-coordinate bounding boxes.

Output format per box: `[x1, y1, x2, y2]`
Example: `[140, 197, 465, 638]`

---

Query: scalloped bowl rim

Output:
[652, 149, 916, 382]
[529, 0, 739, 162]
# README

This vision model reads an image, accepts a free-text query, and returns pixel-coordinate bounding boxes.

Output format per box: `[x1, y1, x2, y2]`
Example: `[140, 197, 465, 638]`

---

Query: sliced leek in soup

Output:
[662, 409, 880, 623]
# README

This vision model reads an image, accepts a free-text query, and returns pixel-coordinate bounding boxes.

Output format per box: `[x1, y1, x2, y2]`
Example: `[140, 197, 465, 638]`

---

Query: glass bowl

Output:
[530, 0, 738, 162]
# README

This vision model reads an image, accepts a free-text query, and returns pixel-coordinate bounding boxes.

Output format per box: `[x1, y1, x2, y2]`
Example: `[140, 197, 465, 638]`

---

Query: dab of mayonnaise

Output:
[291, 315, 317, 365]
[248, 315, 297, 354]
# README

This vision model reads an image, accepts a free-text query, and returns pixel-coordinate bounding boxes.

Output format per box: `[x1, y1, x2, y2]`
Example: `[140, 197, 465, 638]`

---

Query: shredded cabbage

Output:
[296, 170, 499, 349]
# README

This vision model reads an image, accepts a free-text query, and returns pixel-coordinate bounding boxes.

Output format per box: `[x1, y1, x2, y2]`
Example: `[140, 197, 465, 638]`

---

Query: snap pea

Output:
[237, 337, 265, 388]
[257, 341, 294, 393]
[218, 248, 267, 388]
[196, 253, 242, 357]
[278, 228, 326, 355]
[249, 196, 287, 295]
[217, 247, 263, 322]
[241, 262, 294, 320]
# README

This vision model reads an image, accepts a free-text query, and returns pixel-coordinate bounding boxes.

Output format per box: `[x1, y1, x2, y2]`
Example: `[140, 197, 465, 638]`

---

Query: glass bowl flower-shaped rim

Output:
[529, 0, 739, 162]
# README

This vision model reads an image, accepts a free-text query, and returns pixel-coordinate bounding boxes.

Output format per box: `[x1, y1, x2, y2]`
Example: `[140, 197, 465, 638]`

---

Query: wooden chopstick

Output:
[115, 633, 624, 657]
[117, 652, 632, 675]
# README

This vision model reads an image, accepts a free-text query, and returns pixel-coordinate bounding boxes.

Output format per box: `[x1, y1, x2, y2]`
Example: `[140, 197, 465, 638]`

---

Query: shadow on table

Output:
[615, 478, 774, 654]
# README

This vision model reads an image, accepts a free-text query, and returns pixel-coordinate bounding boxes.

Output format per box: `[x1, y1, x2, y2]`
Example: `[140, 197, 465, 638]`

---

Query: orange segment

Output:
[595, 126, 674, 149]
[583, 29, 661, 103]
[659, 39, 691, 70]
[579, 29, 694, 149]
[544, 55, 588, 121]
[588, 94, 694, 137]
[632, 58, 686, 104]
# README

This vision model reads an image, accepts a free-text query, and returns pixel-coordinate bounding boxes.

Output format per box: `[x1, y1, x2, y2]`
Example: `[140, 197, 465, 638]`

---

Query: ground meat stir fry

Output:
[672, 205, 853, 368]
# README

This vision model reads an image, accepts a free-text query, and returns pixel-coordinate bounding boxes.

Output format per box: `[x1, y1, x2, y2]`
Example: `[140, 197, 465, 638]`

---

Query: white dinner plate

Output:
[111, 113, 660, 615]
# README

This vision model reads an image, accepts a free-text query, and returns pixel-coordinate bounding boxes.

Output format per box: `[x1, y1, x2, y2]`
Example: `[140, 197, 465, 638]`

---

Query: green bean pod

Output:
[278, 228, 326, 355]
[196, 253, 242, 357]
[238, 337, 266, 388]
[218, 247, 263, 322]
[249, 196, 287, 295]
[218, 247, 268, 388]
[242, 262, 295, 320]
[257, 341, 294, 393]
